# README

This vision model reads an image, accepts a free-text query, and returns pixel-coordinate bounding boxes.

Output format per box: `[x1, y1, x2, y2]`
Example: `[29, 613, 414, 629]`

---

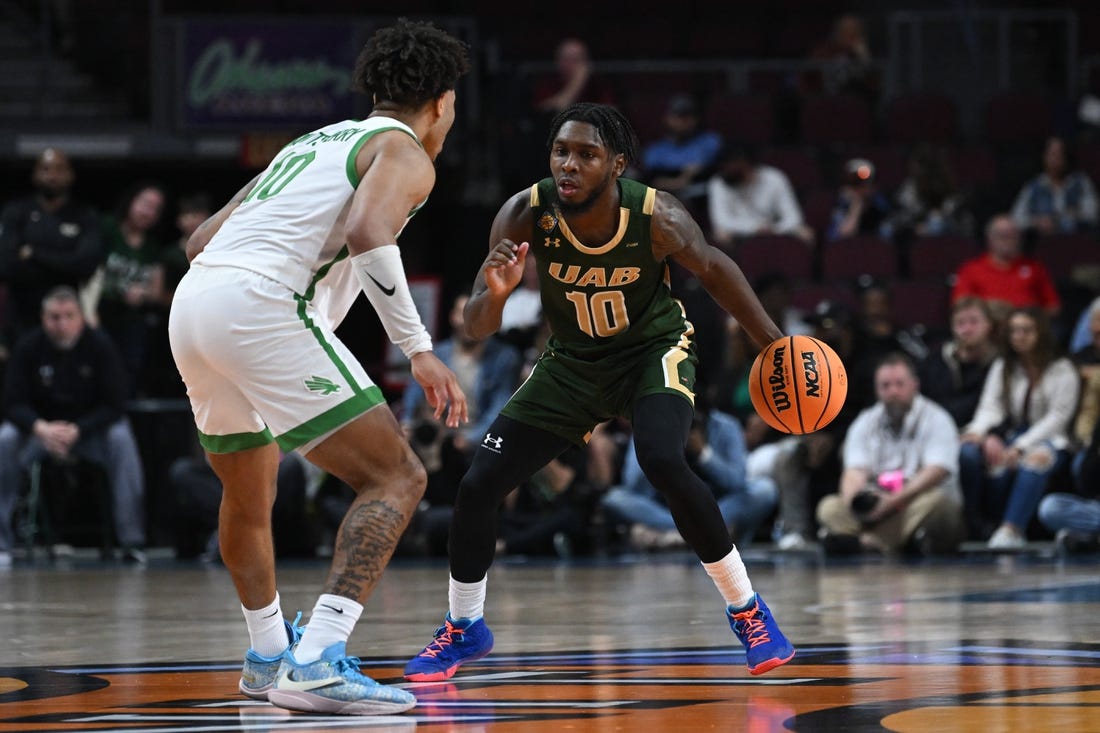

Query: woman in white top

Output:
[959, 306, 1080, 548]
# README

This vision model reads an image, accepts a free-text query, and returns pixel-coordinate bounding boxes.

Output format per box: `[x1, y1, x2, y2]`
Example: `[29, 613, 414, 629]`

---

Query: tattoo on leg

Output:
[328, 499, 409, 600]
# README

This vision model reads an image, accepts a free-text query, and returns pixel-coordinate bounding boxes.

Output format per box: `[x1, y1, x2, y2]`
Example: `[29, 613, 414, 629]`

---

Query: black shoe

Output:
[1055, 529, 1100, 556]
[818, 529, 861, 556]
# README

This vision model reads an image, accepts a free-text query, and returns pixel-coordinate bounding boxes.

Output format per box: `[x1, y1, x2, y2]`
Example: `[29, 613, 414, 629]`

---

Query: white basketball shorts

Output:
[168, 263, 384, 454]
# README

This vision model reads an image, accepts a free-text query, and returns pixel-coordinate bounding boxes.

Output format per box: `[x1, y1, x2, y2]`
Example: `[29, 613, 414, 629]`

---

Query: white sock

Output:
[294, 594, 363, 664]
[449, 576, 487, 621]
[242, 591, 288, 658]
[701, 547, 755, 609]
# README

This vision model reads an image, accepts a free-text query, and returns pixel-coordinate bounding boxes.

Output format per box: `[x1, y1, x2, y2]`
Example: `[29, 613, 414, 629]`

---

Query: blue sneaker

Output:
[268, 641, 416, 715]
[238, 612, 304, 700]
[727, 593, 795, 675]
[404, 614, 494, 682]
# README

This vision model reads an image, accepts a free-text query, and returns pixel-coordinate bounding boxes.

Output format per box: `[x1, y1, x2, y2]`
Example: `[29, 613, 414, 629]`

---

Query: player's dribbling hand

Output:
[483, 239, 529, 296]
[410, 352, 469, 428]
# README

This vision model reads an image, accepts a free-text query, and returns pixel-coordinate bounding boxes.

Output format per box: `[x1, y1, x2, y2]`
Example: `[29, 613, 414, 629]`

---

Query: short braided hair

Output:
[546, 103, 640, 165]
[353, 18, 470, 108]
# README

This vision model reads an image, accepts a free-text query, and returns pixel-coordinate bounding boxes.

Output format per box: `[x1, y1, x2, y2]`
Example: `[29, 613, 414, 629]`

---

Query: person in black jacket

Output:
[918, 296, 999, 427]
[0, 149, 104, 341]
[0, 286, 145, 564]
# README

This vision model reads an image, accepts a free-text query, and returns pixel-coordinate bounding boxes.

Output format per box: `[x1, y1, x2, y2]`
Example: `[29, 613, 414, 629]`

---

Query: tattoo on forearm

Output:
[328, 499, 409, 600]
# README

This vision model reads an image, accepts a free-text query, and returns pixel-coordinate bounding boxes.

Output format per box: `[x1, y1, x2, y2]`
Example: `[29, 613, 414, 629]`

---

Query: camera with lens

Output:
[850, 488, 881, 518]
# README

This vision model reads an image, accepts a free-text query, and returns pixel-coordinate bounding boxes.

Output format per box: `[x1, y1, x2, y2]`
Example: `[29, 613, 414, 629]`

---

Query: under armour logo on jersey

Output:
[544, 237, 561, 248]
[304, 375, 341, 395]
[625, 241, 639, 248]
[482, 433, 504, 452]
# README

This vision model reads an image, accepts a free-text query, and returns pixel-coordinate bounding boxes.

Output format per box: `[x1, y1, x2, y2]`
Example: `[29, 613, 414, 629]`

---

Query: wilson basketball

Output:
[748, 335, 847, 434]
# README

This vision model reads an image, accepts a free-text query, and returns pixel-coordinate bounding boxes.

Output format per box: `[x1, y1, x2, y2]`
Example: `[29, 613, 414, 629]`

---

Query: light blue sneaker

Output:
[268, 641, 417, 715]
[238, 612, 304, 700]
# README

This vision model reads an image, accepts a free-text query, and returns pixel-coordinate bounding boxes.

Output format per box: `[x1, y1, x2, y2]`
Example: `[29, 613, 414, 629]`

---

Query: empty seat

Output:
[706, 93, 774, 145]
[758, 147, 822, 191]
[821, 235, 898, 281]
[886, 92, 959, 143]
[733, 235, 815, 281]
[908, 234, 980, 279]
[800, 94, 873, 145]
[789, 281, 858, 315]
[1034, 233, 1097, 280]
[984, 92, 1055, 145]
[891, 279, 952, 332]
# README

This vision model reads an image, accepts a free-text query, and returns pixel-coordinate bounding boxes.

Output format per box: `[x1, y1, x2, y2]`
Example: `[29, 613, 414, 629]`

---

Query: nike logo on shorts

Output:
[276, 669, 343, 692]
[366, 272, 396, 296]
[321, 603, 344, 614]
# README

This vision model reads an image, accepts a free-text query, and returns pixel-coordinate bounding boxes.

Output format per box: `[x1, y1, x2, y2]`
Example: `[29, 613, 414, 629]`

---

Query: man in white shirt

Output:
[707, 145, 814, 247]
[815, 352, 965, 555]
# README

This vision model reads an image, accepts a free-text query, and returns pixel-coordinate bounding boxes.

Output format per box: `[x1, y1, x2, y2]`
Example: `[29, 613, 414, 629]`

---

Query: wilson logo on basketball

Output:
[769, 345, 791, 412]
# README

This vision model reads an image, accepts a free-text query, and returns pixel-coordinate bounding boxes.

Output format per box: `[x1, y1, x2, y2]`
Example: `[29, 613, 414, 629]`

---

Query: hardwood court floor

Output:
[3, 550, 1100, 732]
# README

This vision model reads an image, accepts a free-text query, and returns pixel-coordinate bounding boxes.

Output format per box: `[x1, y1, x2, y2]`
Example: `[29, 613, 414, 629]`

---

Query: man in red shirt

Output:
[951, 214, 1061, 317]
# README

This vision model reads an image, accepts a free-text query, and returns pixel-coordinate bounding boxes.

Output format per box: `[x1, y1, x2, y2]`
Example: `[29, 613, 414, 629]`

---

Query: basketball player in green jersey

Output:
[406, 103, 795, 681]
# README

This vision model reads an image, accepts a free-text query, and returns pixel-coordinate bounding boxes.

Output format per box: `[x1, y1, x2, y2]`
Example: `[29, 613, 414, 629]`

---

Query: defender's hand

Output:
[410, 352, 469, 429]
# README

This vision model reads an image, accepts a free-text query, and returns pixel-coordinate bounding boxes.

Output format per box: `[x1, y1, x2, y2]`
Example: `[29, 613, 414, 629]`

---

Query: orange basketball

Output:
[748, 335, 847, 434]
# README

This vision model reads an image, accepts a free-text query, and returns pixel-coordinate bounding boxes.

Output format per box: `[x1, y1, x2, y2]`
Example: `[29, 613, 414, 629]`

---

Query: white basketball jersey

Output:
[194, 117, 423, 327]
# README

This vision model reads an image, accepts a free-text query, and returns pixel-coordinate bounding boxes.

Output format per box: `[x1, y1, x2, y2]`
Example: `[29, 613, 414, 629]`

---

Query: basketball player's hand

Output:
[483, 239, 529, 297]
[410, 352, 469, 428]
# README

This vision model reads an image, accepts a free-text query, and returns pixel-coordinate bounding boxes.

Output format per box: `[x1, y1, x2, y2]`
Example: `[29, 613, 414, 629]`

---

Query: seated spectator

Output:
[952, 214, 1061, 318]
[891, 144, 973, 239]
[1037, 367, 1100, 554]
[0, 148, 103, 342]
[959, 307, 1078, 548]
[532, 37, 616, 115]
[1070, 296, 1100, 381]
[707, 144, 814, 247]
[919, 296, 1000, 427]
[84, 182, 168, 396]
[856, 278, 928, 363]
[1012, 135, 1098, 236]
[803, 13, 880, 105]
[641, 94, 723, 203]
[602, 406, 777, 549]
[0, 286, 146, 565]
[826, 158, 894, 243]
[1069, 296, 1100, 355]
[168, 451, 317, 561]
[816, 353, 964, 556]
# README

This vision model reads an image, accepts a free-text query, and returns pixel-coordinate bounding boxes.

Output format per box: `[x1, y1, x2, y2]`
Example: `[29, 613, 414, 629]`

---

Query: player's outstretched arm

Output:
[185, 174, 260, 262]
[652, 191, 783, 349]
[464, 190, 531, 341]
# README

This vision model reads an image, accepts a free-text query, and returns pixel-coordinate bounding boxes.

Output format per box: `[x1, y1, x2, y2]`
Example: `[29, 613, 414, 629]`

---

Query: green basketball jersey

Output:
[528, 177, 694, 360]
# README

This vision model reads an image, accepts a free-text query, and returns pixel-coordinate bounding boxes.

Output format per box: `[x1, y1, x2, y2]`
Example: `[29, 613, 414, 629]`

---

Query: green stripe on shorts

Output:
[275, 385, 385, 452]
[198, 427, 276, 454]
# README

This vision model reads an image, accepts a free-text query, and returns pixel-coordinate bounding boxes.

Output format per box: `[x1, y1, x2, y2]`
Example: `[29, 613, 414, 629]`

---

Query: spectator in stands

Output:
[641, 94, 723, 203]
[168, 450, 317, 562]
[816, 353, 964, 556]
[856, 278, 928, 363]
[84, 181, 167, 396]
[804, 13, 880, 105]
[951, 214, 1061, 318]
[0, 286, 146, 566]
[891, 144, 973, 239]
[919, 296, 1000, 427]
[706, 144, 814, 247]
[959, 307, 1078, 548]
[826, 158, 894, 243]
[1069, 296, 1100, 356]
[1070, 296, 1100, 380]
[0, 148, 103, 342]
[532, 38, 615, 115]
[602, 406, 778, 550]
[1011, 135, 1098, 236]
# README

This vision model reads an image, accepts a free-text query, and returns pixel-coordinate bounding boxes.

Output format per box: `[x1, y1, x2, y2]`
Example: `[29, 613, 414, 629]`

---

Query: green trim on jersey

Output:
[528, 177, 694, 361]
[344, 122, 423, 188]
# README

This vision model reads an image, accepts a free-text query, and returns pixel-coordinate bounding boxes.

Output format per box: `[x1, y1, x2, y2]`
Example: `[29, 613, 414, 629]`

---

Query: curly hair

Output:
[353, 18, 470, 108]
[546, 103, 640, 165]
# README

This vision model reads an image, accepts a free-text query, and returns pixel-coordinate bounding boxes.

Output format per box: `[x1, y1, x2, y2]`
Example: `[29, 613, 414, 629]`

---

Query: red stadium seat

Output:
[800, 94, 873, 145]
[908, 234, 980, 279]
[984, 92, 1055, 145]
[886, 92, 959, 144]
[706, 93, 774, 146]
[891, 279, 952, 332]
[758, 147, 822, 191]
[1034, 233, 1097, 280]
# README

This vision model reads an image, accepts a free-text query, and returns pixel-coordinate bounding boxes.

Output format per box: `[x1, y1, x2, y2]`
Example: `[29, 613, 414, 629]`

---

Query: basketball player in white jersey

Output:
[168, 19, 469, 716]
